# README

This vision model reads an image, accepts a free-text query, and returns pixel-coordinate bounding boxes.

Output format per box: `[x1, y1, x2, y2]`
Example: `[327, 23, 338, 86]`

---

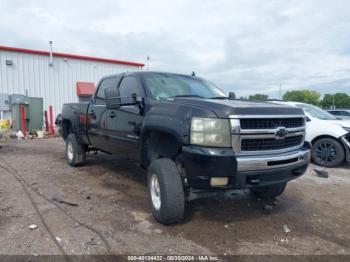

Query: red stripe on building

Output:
[0, 45, 144, 67]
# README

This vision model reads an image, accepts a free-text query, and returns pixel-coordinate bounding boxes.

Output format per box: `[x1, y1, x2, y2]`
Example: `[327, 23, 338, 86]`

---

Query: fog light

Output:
[210, 177, 229, 186]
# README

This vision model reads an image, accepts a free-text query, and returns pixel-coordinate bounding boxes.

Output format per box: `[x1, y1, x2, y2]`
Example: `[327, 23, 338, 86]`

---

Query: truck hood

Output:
[170, 97, 304, 118]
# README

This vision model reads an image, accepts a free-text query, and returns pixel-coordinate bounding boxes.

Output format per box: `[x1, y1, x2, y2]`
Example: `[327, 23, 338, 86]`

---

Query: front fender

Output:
[306, 120, 348, 143]
[141, 116, 187, 143]
[139, 101, 217, 166]
[141, 101, 217, 145]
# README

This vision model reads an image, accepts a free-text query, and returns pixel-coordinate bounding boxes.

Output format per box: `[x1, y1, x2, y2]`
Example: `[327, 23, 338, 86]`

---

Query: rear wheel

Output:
[312, 137, 344, 167]
[251, 182, 287, 199]
[147, 158, 185, 225]
[65, 134, 86, 167]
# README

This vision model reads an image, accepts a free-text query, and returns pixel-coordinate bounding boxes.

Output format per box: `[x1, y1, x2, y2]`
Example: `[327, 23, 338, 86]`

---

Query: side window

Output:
[119, 77, 141, 101]
[95, 77, 117, 102]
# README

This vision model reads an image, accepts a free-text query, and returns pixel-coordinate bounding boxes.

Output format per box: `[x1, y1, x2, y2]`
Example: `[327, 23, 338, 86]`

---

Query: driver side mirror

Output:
[105, 87, 142, 109]
[229, 92, 236, 100]
[105, 87, 121, 109]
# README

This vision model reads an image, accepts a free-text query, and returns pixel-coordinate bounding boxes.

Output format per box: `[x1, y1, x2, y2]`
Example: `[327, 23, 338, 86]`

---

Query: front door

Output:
[105, 76, 145, 160]
[87, 77, 117, 152]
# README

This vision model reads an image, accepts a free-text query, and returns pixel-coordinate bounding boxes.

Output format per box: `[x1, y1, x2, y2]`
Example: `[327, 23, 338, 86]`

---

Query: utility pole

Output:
[146, 56, 150, 70]
[278, 83, 282, 100]
[48, 40, 53, 66]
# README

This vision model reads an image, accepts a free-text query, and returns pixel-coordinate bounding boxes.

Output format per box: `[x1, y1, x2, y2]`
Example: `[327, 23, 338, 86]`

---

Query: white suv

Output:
[272, 101, 350, 167]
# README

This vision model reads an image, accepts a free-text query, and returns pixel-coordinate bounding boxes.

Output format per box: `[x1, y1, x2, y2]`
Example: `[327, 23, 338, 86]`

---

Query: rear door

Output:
[87, 77, 117, 151]
[105, 76, 145, 160]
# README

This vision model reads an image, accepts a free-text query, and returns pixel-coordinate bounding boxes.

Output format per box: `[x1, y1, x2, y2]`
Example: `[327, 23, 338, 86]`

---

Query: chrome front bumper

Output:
[237, 146, 311, 172]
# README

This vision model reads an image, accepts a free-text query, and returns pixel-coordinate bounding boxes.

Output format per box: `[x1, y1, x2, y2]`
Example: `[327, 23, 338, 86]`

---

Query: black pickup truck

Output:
[59, 71, 310, 224]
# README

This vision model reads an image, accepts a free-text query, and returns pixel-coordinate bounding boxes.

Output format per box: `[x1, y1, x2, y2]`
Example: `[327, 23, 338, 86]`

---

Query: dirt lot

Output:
[0, 138, 349, 256]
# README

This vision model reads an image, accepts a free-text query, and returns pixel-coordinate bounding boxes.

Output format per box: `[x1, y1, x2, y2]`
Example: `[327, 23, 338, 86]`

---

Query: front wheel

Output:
[65, 134, 86, 167]
[147, 158, 185, 225]
[312, 137, 345, 167]
[251, 182, 287, 199]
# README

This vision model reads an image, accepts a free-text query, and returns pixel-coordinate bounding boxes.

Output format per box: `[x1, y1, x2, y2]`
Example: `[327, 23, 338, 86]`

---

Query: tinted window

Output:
[338, 111, 350, 116]
[119, 77, 141, 98]
[96, 77, 117, 100]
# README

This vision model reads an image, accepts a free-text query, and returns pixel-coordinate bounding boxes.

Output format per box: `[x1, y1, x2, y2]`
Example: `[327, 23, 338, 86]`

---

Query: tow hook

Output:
[248, 178, 260, 185]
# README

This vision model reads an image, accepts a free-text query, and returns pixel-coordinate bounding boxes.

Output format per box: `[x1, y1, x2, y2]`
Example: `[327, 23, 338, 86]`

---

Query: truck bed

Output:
[60, 102, 90, 144]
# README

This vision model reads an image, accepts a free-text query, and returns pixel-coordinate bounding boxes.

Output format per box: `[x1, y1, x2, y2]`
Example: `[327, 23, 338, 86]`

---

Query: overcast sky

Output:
[1, 0, 350, 97]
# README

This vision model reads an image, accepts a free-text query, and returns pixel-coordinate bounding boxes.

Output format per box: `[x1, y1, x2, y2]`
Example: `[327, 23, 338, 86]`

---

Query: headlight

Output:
[190, 117, 231, 147]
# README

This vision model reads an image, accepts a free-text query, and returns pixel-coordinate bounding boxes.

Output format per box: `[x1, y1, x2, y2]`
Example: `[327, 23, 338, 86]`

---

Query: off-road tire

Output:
[311, 137, 345, 167]
[251, 182, 287, 199]
[147, 158, 185, 225]
[65, 133, 86, 167]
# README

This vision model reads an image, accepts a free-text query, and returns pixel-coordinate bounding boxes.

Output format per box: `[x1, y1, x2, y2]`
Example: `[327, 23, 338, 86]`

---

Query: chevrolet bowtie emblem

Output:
[275, 127, 288, 139]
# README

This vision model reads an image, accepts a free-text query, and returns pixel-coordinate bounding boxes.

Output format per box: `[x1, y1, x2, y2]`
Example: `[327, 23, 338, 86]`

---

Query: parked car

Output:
[272, 101, 350, 167]
[327, 109, 350, 120]
[58, 71, 310, 224]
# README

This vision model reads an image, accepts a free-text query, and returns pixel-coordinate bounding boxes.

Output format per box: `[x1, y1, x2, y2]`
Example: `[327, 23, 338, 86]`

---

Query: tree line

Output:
[240, 90, 350, 108]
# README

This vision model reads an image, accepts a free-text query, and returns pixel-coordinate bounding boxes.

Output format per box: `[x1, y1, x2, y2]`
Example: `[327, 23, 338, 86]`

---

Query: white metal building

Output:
[0, 45, 144, 118]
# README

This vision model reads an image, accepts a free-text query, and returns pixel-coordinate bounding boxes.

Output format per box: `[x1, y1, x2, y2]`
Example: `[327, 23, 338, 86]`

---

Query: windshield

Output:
[297, 103, 338, 120]
[142, 73, 226, 100]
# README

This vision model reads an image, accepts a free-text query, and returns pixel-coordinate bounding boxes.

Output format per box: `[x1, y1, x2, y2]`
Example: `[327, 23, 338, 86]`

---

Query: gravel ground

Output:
[0, 138, 349, 256]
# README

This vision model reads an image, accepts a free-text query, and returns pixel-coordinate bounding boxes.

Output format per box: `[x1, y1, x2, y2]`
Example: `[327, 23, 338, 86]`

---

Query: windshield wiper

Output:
[171, 95, 205, 98]
[170, 95, 228, 99]
[209, 96, 229, 100]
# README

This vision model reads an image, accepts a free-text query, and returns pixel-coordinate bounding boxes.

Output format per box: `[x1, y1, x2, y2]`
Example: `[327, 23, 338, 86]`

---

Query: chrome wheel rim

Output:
[150, 174, 161, 210]
[67, 142, 74, 161]
[315, 141, 337, 164]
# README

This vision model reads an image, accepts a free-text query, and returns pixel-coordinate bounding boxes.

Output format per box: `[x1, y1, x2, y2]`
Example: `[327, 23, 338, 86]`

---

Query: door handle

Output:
[90, 109, 96, 119]
[108, 111, 117, 118]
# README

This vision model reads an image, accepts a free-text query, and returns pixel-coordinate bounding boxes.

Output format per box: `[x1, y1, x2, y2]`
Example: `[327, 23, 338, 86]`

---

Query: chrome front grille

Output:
[230, 115, 306, 155]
